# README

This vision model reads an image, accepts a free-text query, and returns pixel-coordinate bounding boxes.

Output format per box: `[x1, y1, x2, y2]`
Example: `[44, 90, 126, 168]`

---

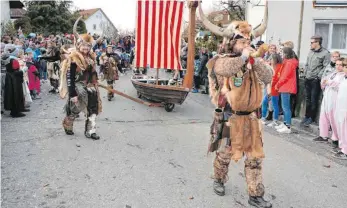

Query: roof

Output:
[79, 8, 100, 19]
[10, 8, 26, 19]
[9, 1, 24, 9]
[78, 8, 118, 33]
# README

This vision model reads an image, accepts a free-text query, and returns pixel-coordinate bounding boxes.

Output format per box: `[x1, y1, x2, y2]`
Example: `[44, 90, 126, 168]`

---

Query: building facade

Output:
[246, 0, 347, 119]
[246, 0, 347, 65]
[1, 0, 11, 24]
[1, 1, 25, 24]
[79, 8, 118, 38]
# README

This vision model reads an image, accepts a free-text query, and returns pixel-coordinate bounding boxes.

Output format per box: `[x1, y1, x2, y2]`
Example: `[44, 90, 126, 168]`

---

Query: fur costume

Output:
[207, 54, 272, 198]
[208, 55, 272, 161]
[199, 1, 273, 204]
[99, 52, 119, 100]
[60, 50, 100, 111]
[41, 43, 61, 92]
[61, 16, 103, 140]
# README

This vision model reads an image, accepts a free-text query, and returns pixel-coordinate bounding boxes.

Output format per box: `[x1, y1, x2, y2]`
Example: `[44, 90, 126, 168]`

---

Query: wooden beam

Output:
[98, 83, 154, 107]
[182, 0, 198, 90]
[297, 0, 305, 59]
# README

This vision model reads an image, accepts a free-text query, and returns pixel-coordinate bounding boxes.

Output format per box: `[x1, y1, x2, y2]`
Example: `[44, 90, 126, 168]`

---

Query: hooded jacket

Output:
[276, 58, 299, 94]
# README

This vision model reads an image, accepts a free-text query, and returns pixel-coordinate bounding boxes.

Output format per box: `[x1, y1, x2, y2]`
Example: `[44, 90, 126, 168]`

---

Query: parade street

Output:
[1, 72, 347, 208]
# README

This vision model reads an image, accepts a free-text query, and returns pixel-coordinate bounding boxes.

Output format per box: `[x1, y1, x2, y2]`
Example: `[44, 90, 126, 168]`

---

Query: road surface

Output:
[1, 71, 347, 208]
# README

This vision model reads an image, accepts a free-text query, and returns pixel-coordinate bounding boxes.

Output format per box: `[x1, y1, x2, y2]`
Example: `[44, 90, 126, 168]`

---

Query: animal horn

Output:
[252, 0, 268, 38]
[198, 1, 233, 37]
[61, 45, 70, 54]
[73, 16, 83, 40]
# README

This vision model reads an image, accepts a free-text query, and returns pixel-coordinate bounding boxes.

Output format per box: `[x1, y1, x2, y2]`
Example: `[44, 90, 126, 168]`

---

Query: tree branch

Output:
[217, 0, 246, 21]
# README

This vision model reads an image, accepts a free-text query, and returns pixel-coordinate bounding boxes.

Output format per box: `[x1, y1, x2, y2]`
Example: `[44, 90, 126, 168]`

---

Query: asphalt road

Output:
[1, 71, 347, 208]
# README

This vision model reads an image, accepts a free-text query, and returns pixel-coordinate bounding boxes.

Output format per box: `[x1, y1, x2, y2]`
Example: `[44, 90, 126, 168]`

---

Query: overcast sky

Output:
[71, 0, 347, 31]
[73, 0, 216, 31]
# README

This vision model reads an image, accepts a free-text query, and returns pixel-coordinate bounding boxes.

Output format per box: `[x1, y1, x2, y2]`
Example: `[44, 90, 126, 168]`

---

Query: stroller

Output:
[121, 52, 131, 70]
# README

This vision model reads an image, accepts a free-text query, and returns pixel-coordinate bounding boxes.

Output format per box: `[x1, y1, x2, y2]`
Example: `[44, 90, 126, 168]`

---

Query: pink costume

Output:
[335, 77, 347, 154]
[319, 71, 345, 140]
[28, 64, 40, 94]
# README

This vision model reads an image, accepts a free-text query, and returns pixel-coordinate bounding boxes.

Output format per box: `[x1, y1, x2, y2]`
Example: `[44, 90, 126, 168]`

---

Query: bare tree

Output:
[102, 21, 118, 40]
[1, 21, 17, 37]
[213, 0, 248, 21]
[117, 28, 135, 37]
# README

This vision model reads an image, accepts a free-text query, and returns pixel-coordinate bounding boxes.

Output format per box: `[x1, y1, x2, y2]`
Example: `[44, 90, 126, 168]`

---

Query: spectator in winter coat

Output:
[302, 35, 330, 126]
[198, 48, 209, 94]
[275, 47, 299, 134]
[28, 43, 41, 62]
[25, 52, 41, 100]
[321, 51, 340, 80]
[3, 56, 29, 117]
[263, 44, 277, 64]
[263, 53, 283, 127]
[180, 45, 188, 69]
[192, 55, 201, 93]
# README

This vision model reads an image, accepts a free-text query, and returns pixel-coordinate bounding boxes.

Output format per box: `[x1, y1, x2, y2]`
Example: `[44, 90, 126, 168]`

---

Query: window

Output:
[93, 24, 96, 30]
[314, 0, 347, 7]
[314, 20, 347, 52]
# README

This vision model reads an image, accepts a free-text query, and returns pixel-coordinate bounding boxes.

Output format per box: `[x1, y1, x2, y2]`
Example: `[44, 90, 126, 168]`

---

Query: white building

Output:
[0, 1, 25, 24]
[79, 8, 118, 38]
[1, 0, 11, 23]
[246, 0, 347, 66]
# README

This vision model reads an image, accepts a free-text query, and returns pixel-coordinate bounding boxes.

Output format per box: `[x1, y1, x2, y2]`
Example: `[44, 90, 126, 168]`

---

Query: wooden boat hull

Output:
[131, 76, 189, 105]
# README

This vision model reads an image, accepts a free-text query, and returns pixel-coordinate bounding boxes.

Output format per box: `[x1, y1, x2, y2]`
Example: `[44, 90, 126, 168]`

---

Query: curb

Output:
[273, 116, 320, 137]
[291, 117, 320, 136]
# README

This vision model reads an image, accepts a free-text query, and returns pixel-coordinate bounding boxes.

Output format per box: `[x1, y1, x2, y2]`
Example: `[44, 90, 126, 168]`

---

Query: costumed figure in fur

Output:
[199, 1, 273, 207]
[59, 44, 76, 98]
[60, 16, 103, 140]
[40, 40, 61, 93]
[99, 45, 119, 101]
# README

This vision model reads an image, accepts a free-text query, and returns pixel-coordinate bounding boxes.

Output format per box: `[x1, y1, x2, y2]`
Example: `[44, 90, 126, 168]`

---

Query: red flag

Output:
[136, 0, 184, 70]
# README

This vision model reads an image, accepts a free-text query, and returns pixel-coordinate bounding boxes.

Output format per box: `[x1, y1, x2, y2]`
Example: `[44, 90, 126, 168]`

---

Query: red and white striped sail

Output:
[135, 0, 184, 70]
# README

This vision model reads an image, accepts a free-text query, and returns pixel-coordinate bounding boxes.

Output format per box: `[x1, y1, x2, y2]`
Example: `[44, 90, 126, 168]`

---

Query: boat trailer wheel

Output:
[137, 91, 142, 98]
[164, 103, 175, 112]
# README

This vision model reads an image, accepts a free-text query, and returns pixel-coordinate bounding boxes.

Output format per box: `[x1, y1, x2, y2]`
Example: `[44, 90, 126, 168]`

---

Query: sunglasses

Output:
[310, 41, 317, 44]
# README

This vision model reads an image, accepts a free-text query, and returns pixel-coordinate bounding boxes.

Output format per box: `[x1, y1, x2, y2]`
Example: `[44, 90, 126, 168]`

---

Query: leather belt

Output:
[231, 109, 255, 116]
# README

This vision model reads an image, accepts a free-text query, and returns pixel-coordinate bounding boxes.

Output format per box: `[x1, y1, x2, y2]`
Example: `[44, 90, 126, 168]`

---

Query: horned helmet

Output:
[198, 0, 268, 42]
[73, 16, 103, 49]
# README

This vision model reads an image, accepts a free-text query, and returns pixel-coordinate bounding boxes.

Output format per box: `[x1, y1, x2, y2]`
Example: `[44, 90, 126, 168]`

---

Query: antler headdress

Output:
[198, 0, 268, 42]
[73, 16, 103, 48]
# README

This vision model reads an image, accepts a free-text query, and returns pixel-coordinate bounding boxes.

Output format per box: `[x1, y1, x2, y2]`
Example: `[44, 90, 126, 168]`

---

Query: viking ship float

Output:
[130, 0, 198, 112]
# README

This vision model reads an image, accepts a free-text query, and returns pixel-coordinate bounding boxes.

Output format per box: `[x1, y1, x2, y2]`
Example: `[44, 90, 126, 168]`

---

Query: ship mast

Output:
[182, 0, 198, 89]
